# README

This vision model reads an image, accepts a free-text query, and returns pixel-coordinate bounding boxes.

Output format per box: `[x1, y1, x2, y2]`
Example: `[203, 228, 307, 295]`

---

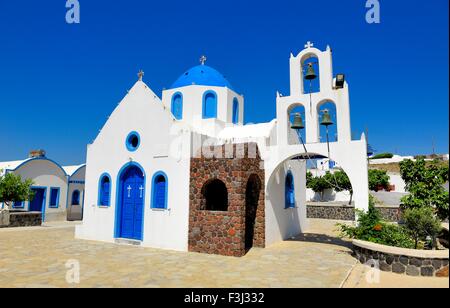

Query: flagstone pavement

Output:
[0, 219, 358, 288]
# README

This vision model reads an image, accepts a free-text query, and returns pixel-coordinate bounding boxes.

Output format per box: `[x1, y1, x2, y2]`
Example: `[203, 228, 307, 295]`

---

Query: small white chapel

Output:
[75, 42, 369, 257]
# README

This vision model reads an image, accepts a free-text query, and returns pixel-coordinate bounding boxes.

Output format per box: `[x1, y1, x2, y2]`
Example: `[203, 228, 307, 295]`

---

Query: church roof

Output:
[217, 120, 277, 140]
[0, 158, 85, 178]
[0, 159, 29, 175]
[170, 65, 235, 91]
[63, 164, 86, 177]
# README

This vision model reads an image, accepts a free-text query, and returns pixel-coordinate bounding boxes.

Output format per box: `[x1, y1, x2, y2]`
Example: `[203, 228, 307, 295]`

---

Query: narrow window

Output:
[99, 175, 111, 206]
[171, 93, 183, 120]
[49, 188, 60, 208]
[152, 172, 168, 209]
[72, 190, 80, 205]
[203, 91, 217, 119]
[232, 98, 239, 124]
[285, 172, 295, 209]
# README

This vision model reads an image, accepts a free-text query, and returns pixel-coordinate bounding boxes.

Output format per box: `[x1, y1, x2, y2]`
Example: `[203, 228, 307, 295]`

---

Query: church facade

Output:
[75, 43, 369, 256]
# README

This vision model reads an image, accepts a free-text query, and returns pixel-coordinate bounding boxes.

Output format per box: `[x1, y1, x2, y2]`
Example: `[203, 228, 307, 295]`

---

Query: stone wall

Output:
[0, 211, 42, 228]
[189, 143, 265, 257]
[307, 204, 355, 221]
[306, 203, 402, 222]
[353, 240, 449, 277]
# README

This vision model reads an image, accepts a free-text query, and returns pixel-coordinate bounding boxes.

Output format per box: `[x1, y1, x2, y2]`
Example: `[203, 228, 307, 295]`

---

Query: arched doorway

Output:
[116, 164, 145, 240]
[245, 174, 262, 250]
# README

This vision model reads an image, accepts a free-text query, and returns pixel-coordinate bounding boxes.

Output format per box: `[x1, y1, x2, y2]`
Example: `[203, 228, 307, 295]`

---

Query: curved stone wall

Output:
[353, 240, 449, 277]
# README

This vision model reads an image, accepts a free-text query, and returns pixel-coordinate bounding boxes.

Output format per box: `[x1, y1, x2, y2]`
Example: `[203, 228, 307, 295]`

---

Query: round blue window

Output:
[126, 131, 140, 152]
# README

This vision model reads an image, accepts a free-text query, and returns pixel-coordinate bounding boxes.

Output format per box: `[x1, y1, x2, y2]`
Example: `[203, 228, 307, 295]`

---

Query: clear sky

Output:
[0, 0, 448, 165]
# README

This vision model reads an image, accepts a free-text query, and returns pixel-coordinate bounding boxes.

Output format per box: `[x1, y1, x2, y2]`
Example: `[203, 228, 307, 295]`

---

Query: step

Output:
[115, 238, 142, 246]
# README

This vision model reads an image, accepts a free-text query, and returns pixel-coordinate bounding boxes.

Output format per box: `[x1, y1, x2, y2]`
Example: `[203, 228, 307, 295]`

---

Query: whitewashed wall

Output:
[75, 81, 191, 252]
[67, 166, 86, 221]
[265, 159, 307, 247]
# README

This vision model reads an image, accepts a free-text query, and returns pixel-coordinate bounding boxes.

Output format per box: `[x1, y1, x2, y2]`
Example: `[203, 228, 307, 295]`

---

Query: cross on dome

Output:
[200, 55, 207, 65]
[304, 41, 314, 49]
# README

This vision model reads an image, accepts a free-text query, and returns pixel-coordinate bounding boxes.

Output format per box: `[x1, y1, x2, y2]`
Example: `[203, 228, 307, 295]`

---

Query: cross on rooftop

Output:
[305, 41, 314, 49]
[200, 55, 207, 65]
[138, 69, 144, 81]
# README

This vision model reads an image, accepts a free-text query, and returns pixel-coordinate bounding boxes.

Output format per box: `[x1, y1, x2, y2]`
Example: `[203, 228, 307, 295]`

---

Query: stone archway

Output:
[245, 174, 262, 250]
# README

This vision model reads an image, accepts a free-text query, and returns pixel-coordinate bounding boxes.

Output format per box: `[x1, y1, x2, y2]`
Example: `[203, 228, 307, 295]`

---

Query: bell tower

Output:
[278, 42, 352, 145]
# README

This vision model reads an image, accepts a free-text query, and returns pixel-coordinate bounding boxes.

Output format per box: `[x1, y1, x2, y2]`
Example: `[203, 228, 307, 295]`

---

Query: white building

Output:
[76, 43, 368, 256]
[0, 152, 85, 221]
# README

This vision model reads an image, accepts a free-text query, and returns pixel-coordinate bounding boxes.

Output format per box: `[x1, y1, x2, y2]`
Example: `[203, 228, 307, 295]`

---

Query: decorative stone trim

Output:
[353, 240, 449, 277]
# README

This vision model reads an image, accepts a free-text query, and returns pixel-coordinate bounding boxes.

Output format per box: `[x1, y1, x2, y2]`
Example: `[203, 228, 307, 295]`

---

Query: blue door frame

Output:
[114, 163, 145, 241]
[29, 187, 47, 221]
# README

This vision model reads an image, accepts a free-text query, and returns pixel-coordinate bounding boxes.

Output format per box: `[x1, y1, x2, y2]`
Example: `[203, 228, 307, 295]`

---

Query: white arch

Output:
[265, 138, 369, 214]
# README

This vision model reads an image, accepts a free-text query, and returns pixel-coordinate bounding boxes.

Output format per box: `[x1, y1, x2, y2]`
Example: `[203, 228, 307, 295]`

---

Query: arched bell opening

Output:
[287, 103, 306, 145]
[301, 55, 320, 94]
[317, 101, 338, 144]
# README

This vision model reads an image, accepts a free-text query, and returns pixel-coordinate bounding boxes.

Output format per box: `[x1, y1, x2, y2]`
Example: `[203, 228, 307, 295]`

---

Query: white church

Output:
[76, 43, 369, 256]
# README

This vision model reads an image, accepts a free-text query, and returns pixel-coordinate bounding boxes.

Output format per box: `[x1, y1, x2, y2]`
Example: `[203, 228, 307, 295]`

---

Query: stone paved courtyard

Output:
[0, 220, 357, 288]
[1, 220, 447, 288]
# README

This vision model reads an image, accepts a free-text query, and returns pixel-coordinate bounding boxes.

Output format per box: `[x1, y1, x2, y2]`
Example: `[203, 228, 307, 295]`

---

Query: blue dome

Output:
[171, 65, 234, 90]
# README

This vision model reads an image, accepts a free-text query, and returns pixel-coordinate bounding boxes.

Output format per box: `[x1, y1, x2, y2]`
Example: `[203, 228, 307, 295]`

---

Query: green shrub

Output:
[403, 207, 442, 249]
[368, 169, 390, 191]
[338, 196, 415, 249]
[306, 172, 332, 201]
[370, 153, 394, 160]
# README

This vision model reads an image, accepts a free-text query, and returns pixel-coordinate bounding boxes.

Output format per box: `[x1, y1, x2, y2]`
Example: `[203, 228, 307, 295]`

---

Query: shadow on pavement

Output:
[288, 233, 353, 250]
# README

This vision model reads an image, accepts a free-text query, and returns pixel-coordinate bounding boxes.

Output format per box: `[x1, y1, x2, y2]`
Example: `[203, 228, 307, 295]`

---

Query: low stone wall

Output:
[1, 212, 42, 228]
[306, 203, 402, 222]
[353, 240, 449, 277]
[306, 203, 355, 221]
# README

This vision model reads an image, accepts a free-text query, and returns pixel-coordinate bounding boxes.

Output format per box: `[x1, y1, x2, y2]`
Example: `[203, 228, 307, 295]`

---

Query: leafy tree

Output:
[368, 169, 390, 191]
[332, 171, 353, 205]
[400, 158, 449, 220]
[0, 171, 34, 212]
[306, 171, 313, 186]
[403, 207, 442, 249]
[307, 173, 332, 201]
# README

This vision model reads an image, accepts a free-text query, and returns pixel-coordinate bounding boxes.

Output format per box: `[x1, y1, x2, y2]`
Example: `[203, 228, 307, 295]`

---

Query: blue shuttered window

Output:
[171, 93, 183, 120]
[152, 172, 168, 209]
[203, 91, 217, 119]
[49, 188, 60, 208]
[232, 98, 239, 124]
[99, 175, 111, 206]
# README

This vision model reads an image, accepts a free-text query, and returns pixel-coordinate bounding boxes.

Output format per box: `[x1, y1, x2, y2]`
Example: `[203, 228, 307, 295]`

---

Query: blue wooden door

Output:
[29, 188, 45, 212]
[120, 166, 144, 240]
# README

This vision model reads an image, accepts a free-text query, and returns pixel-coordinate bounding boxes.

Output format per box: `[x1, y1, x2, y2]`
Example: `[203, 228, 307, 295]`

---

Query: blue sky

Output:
[0, 0, 448, 165]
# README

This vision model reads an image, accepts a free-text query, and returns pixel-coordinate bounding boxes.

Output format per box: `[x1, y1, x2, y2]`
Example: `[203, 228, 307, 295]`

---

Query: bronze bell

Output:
[320, 110, 334, 127]
[291, 113, 305, 130]
[304, 63, 317, 80]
